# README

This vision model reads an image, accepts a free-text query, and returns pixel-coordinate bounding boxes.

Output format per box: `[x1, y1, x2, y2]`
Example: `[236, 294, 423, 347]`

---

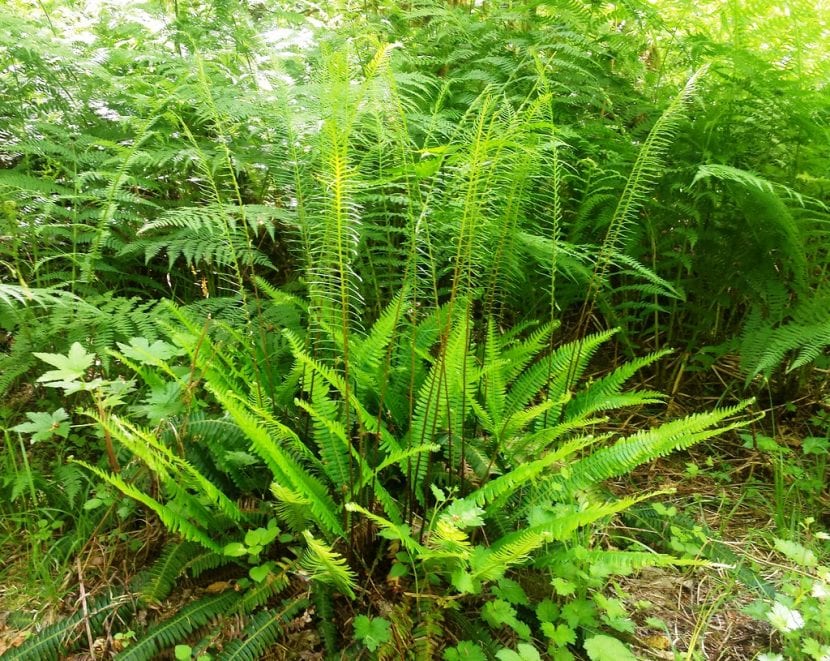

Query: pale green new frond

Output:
[300, 530, 357, 599]
[208, 388, 344, 538]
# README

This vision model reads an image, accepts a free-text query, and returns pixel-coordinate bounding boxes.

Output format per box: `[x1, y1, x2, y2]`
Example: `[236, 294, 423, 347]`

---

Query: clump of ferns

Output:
[97, 297, 750, 630]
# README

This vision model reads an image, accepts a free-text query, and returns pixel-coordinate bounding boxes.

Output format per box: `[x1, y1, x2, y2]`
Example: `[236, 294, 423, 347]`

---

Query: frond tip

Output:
[299, 530, 357, 599]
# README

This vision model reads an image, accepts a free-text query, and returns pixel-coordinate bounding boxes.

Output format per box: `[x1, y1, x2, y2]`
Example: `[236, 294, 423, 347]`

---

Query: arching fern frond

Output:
[136, 541, 201, 606]
[115, 592, 240, 661]
[300, 530, 357, 599]
[217, 597, 310, 661]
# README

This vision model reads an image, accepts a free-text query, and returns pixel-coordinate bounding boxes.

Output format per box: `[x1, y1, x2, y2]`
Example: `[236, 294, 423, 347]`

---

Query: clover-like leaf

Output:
[441, 499, 485, 529]
[353, 615, 390, 652]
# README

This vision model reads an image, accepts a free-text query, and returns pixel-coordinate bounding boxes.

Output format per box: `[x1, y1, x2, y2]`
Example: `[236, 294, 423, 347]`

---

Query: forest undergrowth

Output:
[1, 0, 828, 659]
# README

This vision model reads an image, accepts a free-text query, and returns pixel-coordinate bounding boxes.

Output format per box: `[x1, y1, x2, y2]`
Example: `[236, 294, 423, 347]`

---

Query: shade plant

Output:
[5, 0, 829, 658]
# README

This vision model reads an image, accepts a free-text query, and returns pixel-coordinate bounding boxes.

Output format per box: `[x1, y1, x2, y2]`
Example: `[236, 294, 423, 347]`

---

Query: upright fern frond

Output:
[582, 65, 708, 324]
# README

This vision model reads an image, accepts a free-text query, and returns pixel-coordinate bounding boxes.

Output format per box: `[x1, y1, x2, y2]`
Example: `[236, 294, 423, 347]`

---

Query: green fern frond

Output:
[475, 493, 666, 582]
[300, 530, 357, 599]
[235, 559, 295, 614]
[0, 592, 122, 661]
[565, 348, 671, 419]
[136, 541, 201, 605]
[72, 460, 221, 552]
[115, 592, 240, 661]
[561, 549, 708, 576]
[217, 598, 310, 661]
[95, 413, 245, 524]
[586, 65, 707, 311]
[206, 388, 344, 538]
[547, 401, 755, 498]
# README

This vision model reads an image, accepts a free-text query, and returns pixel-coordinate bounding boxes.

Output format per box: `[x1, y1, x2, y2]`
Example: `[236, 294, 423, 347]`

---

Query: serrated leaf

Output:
[552, 577, 576, 596]
[773, 538, 818, 567]
[767, 601, 804, 633]
[536, 598, 559, 623]
[117, 337, 183, 365]
[442, 499, 485, 529]
[493, 578, 529, 605]
[451, 569, 477, 594]
[542, 622, 576, 646]
[496, 644, 541, 661]
[11, 408, 70, 443]
[444, 641, 487, 661]
[34, 342, 95, 383]
[353, 615, 390, 652]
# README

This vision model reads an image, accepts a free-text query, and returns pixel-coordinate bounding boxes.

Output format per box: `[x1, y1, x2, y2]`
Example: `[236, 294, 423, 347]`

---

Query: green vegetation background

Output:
[0, 0, 828, 659]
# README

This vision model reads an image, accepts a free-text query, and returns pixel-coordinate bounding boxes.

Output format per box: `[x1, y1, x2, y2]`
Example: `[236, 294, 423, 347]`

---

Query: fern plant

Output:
[58, 286, 752, 655]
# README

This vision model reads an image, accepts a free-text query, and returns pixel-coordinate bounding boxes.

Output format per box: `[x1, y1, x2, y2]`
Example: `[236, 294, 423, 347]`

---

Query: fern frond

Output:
[300, 530, 357, 599]
[217, 598, 310, 661]
[565, 348, 671, 419]
[136, 541, 201, 605]
[72, 460, 221, 552]
[206, 388, 344, 539]
[1, 592, 122, 661]
[235, 559, 295, 614]
[115, 592, 240, 661]
[587, 65, 707, 309]
[547, 401, 755, 498]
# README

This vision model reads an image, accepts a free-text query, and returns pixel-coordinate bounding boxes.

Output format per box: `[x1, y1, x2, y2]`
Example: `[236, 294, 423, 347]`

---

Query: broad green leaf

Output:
[552, 577, 576, 596]
[444, 641, 487, 661]
[542, 622, 576, 647]
[117, 337, 183, 365]
[774, 538, 818, 567]
[583, 634, 637, 661]
[34, 342, 95, 383]
[249, 564, 271, 583]
[442, 500, 485, 529]
[11, 408, 70, 443]
[353, 615, 390, 652]
[496, 644, 541, 661]
[767, 601, 804, 633]
[536, 599, 560, 623]
[222, 542, 248, 557]
[174, 645, 192, 660]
